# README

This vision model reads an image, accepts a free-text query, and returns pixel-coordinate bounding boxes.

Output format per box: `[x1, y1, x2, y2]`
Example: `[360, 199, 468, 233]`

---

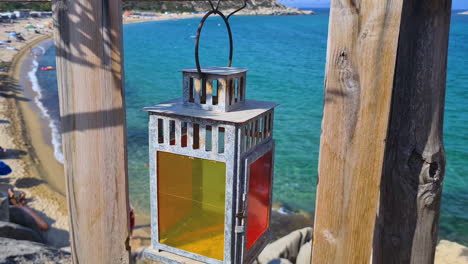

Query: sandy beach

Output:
[0, 17, 69, 248]
[123, 12, 206, 24]
[1, 15, 467, 263]
[121, 6, 313, 24]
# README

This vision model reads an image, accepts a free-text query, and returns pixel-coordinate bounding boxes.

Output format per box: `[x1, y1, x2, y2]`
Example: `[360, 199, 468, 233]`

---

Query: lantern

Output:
[143, 2, 277, 263]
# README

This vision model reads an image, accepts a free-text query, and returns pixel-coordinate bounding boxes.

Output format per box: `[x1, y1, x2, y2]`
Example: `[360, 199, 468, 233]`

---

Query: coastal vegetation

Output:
[0, 0, 308, 16]
[123, 0, 293, 12]
[0, 3, 51, 12]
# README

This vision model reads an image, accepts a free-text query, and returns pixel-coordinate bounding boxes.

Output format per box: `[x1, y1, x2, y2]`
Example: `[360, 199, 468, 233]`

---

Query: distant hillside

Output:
[123, 0, 312, 15]
[0, 1, 312, 16]
[0, 3, 51, 12]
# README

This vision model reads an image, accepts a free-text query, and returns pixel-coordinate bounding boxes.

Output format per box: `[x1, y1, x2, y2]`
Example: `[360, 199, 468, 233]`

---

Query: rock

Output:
[60, 247, 71, 253]
[296, 241, 312, 264]
[435, 240, 468, 264]
[0, 221, 42, 243]
[257, 227, 313, 264]
[0, 237, 71, 264]
[0, 193, 8, 222]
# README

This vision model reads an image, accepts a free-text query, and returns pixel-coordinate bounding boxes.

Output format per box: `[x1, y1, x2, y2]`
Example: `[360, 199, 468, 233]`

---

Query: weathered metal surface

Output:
[146, 104, 277, 264]
[181, 67, 249, 76]
[148, 113, 237, 263]
[144, 99, 277, 124]
[144, 248, 209, 264]
[239, 139, 275, 264]
[182, 68, 248, 112]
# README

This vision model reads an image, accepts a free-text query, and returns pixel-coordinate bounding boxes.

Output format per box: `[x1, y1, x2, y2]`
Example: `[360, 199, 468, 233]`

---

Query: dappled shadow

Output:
[51, 0, 128, 133]
[53, 0, 123, 92]
[0, 149, 27, 160]
[0, 177, 11, 184]
[34, 208, 70, 248]
[0, 182, 13, 193]
[10, 203, 70, 248]
[15, 177, 45, 188]
[0, 75, 30, 102]
[60, 108, 125, 133]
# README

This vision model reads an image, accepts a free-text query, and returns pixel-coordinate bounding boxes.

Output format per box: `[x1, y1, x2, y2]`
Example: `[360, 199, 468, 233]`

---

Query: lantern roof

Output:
[180, 66, 249, 76]
[143, 98, 278, 124]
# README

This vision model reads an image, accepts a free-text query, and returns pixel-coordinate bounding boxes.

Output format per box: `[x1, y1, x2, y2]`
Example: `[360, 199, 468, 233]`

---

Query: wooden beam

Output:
[52, 0, 131, 263]
[311, 0, 405, 263]
[373, 0, 452, 263]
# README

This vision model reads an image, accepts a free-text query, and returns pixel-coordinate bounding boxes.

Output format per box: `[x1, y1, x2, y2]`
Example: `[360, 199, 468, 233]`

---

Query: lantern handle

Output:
[194, 0, 248, 74]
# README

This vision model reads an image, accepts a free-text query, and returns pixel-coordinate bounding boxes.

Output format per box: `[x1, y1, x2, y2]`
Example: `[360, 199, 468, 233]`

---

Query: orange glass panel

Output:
[246, 151, 273, 250]
[157, 152, 226, 260]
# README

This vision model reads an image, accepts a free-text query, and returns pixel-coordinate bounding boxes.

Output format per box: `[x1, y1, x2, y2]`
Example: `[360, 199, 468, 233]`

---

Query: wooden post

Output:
[373, 1, 452, 263]
[311, 0, 405, 263]
[52, 0, 131, 263]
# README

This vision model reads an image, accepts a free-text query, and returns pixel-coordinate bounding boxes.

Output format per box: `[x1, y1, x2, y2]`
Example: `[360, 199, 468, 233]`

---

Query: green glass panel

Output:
[157, 151, 226, 260]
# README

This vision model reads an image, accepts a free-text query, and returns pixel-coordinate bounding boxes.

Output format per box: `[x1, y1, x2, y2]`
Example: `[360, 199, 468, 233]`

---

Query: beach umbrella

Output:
[0, 161, 12, 176]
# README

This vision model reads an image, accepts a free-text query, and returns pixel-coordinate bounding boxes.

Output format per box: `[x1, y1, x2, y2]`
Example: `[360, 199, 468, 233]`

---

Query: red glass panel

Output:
[246, 151, 273, 250]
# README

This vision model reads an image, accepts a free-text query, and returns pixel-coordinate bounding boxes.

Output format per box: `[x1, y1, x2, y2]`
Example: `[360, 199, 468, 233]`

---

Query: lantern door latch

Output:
[235, 193, 247, 233]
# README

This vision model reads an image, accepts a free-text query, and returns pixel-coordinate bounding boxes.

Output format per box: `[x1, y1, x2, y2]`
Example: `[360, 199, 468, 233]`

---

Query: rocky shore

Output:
[123, 0, 313, 16]
[226, 6, 313, 16]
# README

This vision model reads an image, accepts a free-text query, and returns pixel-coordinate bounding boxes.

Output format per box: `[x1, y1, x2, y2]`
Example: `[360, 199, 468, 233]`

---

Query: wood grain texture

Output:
[373, 1, 452, 263]
[311, 0, 404, 263]
[52, 0, 131, 263]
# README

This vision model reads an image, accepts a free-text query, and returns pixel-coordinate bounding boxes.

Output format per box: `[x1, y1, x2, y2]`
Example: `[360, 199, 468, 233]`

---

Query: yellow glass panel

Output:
[157, 151, 226, 260]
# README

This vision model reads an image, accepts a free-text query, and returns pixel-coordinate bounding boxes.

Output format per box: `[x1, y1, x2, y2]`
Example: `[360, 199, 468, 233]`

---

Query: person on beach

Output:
[8, 188, 49, 231]
[0, 146, 8, 159]
[15, 33, 25, 42]
[8, 188, 27, 205]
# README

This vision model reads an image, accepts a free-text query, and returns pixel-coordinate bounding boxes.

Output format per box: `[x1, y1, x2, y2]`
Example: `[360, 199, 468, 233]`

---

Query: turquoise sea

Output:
[31, 9, 467, 244]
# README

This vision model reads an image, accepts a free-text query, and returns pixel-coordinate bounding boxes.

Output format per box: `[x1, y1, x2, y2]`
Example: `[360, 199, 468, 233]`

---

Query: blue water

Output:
[32, 9, 468, 244]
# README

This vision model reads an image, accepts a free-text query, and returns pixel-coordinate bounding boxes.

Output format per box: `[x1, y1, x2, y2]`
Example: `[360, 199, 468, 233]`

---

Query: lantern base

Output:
[144, 248, 206, 264]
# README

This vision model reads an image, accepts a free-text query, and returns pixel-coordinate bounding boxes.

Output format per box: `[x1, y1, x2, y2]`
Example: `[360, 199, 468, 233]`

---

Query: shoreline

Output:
[2, 16, 467, 261]
[0, 19, 69, 247]
[18, 38, 66, 196]
[122, 7, 313, 24]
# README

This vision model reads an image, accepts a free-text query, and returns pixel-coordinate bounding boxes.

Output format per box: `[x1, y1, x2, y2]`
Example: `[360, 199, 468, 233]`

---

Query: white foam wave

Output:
[37, 46, 45, 54]
[28, 59, 64, 164]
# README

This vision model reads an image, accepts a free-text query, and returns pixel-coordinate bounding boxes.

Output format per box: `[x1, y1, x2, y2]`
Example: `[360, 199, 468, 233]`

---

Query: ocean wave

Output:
[27, 59, 64, 164]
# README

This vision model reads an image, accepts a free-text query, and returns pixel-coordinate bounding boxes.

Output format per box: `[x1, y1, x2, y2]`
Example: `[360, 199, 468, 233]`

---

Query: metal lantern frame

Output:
[143, 78, 277, 263]
[143, 1, 278, 263]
